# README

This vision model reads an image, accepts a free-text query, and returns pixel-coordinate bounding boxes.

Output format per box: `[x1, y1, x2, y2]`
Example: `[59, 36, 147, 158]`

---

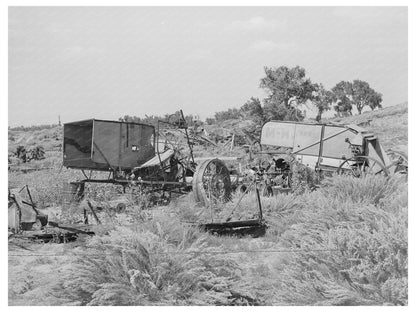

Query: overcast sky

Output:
[9, 6, 407, 126]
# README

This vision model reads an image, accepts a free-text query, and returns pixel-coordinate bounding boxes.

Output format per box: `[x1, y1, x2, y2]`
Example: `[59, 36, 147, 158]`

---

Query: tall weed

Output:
[54, 214, 255, 305]
[266, 174, 408, 305]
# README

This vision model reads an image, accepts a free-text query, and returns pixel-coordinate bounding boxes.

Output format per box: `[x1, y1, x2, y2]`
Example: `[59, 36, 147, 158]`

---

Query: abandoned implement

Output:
[8, 185, 95, 243]
[62, 111, 265, 236]
[252, 121, 407, 195]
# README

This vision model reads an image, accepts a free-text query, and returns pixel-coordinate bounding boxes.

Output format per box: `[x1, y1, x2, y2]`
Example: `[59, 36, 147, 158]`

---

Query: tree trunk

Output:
[316, 110, 322, 122]
[357, 102, 364, 114]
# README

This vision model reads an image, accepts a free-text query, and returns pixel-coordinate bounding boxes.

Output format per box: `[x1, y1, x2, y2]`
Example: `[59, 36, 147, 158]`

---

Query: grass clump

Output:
[54, 213, 255, 306]
[266, 174, 408, 305]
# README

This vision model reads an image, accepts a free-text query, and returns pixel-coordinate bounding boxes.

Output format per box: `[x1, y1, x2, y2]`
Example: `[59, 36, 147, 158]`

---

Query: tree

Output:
[240, 97, 265, 123]
[331, 80, 383, 115]
[313, 84, 334, 122]
[350, 80, 383, 114]
[214, 108, 241, 122]
[15, 145, 27, 163]
[332, 81, 353, 116]
[259, 66, 318, 121]
[205, 117, 215, 125]
[368, 91, 383, 111]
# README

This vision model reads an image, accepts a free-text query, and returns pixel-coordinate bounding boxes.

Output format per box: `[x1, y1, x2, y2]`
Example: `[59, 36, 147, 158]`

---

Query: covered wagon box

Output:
[63, 119, 155, 171]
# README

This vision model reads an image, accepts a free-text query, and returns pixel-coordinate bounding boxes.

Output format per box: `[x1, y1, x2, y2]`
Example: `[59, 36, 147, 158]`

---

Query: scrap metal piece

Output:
[8, 189, 37, 232]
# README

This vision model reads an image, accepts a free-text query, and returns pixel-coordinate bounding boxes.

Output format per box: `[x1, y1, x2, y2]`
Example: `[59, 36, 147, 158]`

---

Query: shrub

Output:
[29, 146, 45, 161]
[15, 145, 27, 163]
[290, 162, 321, 195]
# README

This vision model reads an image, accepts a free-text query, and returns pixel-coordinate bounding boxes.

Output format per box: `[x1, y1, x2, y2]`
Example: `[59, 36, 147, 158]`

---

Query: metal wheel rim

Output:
[337, 156, 389, 177]
[192, 158, 232, 206]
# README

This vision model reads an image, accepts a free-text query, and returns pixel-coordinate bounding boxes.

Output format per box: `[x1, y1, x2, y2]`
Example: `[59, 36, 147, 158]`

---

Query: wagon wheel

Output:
[337, 156, 389, 177]
[386, 150, 408, 175]
[192, 158, 232, 206]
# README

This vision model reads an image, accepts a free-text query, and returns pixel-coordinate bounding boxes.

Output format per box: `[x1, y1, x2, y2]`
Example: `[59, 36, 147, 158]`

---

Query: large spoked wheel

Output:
[337, 155, 389, 177]
[192, 158, 232, 206]
[387, 150, 408, 175]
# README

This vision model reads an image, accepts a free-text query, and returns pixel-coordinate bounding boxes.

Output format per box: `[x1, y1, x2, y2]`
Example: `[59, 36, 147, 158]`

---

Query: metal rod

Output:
[156, 120, 165, 179]
[316, 124, 326, 170]
[255, 185, 263, 221]
[180, 110, 195, 165]
[225, 181, 255, 222]
[79, 178, 191, 186]
[86, 200, 101, 224]
[81, 170, 89, 180]
[25, 185, 39, 214]
[294, 128, 349, 155]
[83, 209, 88, 224]
[118, 122, 122, 174]
[18, 185, 26, 193]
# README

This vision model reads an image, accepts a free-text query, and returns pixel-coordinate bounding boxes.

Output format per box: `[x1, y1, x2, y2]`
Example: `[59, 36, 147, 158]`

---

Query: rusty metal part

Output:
[192, 158, 232, 206]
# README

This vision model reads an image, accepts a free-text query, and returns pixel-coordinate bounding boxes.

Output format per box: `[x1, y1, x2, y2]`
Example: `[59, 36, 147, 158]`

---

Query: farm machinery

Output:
[8, 114, 407, 240]
[244, 121, 408, 195]
[62, 111, 265, 236]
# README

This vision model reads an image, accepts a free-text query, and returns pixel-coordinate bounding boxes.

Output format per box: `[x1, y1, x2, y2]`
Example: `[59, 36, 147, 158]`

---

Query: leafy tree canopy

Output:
[351, 79, 383, 113]
[332, 81, 353, 116]
[240, 97, 265, 123]
[213, 108, 241, 122]
[332, 80, 382, 115]
[260, 66, 318, 121]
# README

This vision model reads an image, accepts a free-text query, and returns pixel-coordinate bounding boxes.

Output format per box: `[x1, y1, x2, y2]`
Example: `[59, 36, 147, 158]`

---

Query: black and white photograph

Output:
[6, 3, 411, 307]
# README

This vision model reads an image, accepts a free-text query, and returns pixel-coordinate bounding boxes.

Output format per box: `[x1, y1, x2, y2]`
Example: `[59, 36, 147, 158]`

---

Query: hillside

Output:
[8, 126, 62, 154]
[8, 102, 407, 157]
[326, 102, 408, 152]
[203, 102, 408, 153]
